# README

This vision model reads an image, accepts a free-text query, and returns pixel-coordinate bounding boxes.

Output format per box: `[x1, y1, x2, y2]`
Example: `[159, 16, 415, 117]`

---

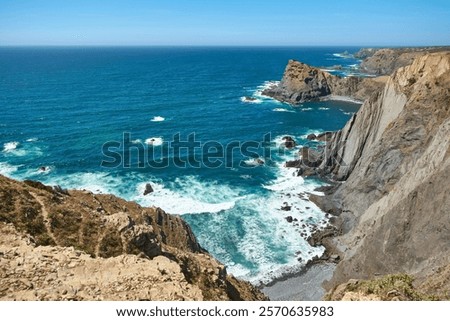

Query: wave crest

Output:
[150, 116, 165, 122]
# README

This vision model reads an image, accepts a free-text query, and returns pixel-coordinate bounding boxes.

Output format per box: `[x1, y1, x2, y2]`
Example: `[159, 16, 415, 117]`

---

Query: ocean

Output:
[0, 46, 363, 285]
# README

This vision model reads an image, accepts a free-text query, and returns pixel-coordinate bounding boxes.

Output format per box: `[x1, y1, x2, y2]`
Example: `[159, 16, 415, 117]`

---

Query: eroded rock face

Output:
[0, 175, 266, 301]
[358, 47, 450, 75]
[262, 60, 332, 103]
[308, 52, 450, 294]
[262, 60, 386, 104]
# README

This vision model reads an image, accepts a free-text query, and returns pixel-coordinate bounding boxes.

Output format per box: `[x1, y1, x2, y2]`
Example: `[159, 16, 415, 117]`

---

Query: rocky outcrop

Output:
[0, 175, 266, 301]
[326, 274, 445, 301]
[357, 47, 450, 75]
[262, 60, 386, 104]
[302, 51, 450, 297]
[360, 48, 425, 75]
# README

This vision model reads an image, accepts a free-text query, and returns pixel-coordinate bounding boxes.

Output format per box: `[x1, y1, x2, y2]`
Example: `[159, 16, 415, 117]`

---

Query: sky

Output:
[0, 0, 449, 46]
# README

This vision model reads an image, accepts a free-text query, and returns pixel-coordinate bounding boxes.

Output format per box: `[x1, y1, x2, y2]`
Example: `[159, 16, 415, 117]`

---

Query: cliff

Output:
[0, 175, 266, 301]
[305, 51, 450, 297]
[262, 59, 386, 104]
[356, 47, 450, 75]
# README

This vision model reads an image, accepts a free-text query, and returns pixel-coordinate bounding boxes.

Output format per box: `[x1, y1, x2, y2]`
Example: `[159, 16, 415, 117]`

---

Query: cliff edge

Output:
[0, 175, 266, 301]
[306, 51, 450, 298]
[357, 47, 450, 75]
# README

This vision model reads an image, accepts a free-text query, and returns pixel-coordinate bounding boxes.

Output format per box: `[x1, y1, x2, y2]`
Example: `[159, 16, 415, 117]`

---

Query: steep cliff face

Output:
[315, 52, 450, 292]
[360, 48, 423, 75]
[0, 175, 266, 301]
[262, 59, 386, 104]
[358, 47, 450, 75]
[262, 60, 332, 103]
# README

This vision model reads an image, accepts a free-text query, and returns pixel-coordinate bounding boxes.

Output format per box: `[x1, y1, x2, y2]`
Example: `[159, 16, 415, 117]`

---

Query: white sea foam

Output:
[333, 52, 353, 59]
[2, 141, 43, 157]
[301, 107, 313, 111]
[36, 166, 53, 175]
[0, 162, 19, 176]
[150, 116, 165, 122]
[243, 158, 264, 167]
[145, 137, 163, 146]
[136, 176, 240, 215]
[223, 134, 329, 285]
[43, 172, 119, 194]
[240, 96, 263, 104]
[28, 130, 328, 286]
[26, 137, 38, 142]
[3, 141, 19, 152]
[228, 174, 327, 285]
[272, 108, 294, 113]
[254, 81, 281, 100]
[131, 139, 143, 144]
[271, 134, 297, 148]
[42, 172, 239, 215]
[318, 107, 330, 110]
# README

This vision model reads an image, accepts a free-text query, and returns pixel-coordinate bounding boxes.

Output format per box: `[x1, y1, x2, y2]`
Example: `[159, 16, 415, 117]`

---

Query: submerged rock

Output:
[285, 216, 293, 223]
[243, 96, 257, 102]
[281, 202, 292, 211]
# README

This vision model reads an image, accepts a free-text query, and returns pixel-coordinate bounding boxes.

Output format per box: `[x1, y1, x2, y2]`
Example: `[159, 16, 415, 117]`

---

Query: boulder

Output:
[282, 136, 296, 149]
[143, 183, 154, 195]
[285, 159, 302, 168]
[316, 131, 333, 142]
[281, 202, 292, 211]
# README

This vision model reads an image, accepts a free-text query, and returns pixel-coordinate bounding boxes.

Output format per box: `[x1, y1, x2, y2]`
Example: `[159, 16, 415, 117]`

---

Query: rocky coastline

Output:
[261, 59, 387, 104]
[0, 175, 266, 301]
[2, 47, 449, 302]
[264, 48, 450, 300]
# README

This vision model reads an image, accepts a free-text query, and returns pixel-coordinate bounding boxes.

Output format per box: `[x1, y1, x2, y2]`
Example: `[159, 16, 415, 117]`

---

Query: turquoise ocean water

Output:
[0, 47, 363, 284]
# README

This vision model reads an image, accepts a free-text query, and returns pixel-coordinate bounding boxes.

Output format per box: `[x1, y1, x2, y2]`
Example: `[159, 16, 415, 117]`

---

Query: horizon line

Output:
[1, 44, 449, 48]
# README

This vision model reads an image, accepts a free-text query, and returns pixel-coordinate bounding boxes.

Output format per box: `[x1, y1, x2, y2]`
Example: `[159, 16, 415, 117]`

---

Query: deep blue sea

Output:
[0, 47, 362, 284]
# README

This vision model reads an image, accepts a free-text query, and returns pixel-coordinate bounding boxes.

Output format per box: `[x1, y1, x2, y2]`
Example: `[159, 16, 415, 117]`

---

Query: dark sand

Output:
[261, 263, 336, 301]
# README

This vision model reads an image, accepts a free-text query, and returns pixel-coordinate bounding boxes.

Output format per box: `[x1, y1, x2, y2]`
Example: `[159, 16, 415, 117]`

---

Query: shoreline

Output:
[259, 222, 341, 300]
[261, 262, 336, 301]
[320, 95, 363, 104]
[259, 187, 343, 301]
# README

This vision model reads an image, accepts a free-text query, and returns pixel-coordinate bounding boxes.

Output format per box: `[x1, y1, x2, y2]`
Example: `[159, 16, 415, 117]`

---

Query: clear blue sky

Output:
[0, 0, 449, 46]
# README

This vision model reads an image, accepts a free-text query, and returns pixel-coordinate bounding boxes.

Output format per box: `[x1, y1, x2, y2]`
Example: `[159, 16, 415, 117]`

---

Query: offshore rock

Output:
[143, 183, 154, 195]
[262, 59, 386, 104]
